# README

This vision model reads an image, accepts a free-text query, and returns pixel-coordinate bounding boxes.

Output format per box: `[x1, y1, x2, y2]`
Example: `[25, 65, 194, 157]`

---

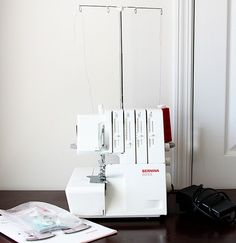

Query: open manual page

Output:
[0, 217, 117, 243]
[0, 202, 117, 243]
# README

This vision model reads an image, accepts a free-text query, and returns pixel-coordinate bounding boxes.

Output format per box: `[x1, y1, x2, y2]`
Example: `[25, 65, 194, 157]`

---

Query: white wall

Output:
[0, 0, 176, 189]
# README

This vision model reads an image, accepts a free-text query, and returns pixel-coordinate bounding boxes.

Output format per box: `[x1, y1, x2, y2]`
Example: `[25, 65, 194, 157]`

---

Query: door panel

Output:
[193, 0, 236, 188]
[226, 0, 236, 154]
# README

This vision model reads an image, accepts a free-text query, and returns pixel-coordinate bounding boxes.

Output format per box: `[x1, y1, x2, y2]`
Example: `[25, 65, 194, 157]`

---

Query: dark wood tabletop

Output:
[0, 190, 236, 243]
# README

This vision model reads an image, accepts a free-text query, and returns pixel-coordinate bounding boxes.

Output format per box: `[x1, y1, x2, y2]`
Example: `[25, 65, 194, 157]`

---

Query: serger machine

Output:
[66, 106, 173, 218]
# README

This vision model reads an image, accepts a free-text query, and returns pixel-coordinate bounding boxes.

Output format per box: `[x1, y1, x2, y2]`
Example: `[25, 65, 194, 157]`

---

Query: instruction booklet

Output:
[0, 202, 117, 243]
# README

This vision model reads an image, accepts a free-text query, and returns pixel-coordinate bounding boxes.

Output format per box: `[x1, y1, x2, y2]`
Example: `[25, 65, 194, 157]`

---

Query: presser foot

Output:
[87, 175, 107, 184]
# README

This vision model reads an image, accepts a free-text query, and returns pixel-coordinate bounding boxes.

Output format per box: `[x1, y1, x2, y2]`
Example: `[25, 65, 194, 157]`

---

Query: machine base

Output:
[66, 164, 167, 218]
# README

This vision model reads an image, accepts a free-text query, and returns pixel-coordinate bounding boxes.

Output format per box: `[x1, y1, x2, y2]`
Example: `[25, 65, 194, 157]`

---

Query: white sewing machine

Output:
[66, 106, 173, 218]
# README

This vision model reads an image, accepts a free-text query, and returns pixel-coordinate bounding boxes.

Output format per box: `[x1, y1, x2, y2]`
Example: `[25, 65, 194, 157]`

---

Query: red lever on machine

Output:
[161, 107, 172, 143]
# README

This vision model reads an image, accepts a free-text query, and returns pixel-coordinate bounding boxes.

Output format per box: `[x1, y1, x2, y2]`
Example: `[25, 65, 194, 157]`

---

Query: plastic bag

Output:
[0, 202, 90, 241]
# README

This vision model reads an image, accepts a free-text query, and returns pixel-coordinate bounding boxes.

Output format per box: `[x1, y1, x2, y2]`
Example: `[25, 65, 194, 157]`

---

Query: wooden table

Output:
[1, 190, 236, 243]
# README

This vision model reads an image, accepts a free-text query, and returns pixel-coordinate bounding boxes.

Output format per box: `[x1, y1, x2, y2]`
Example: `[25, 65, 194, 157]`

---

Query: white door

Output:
[193, 0, 236, 188]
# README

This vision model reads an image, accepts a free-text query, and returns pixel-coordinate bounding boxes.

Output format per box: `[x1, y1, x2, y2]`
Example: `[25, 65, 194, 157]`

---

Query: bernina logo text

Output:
[142, 169, 159, 173]
[142, 169, 159, 176]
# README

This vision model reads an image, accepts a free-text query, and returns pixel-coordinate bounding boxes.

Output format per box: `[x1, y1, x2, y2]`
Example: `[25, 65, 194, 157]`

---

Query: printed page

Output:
[0, 216, 117, 243]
